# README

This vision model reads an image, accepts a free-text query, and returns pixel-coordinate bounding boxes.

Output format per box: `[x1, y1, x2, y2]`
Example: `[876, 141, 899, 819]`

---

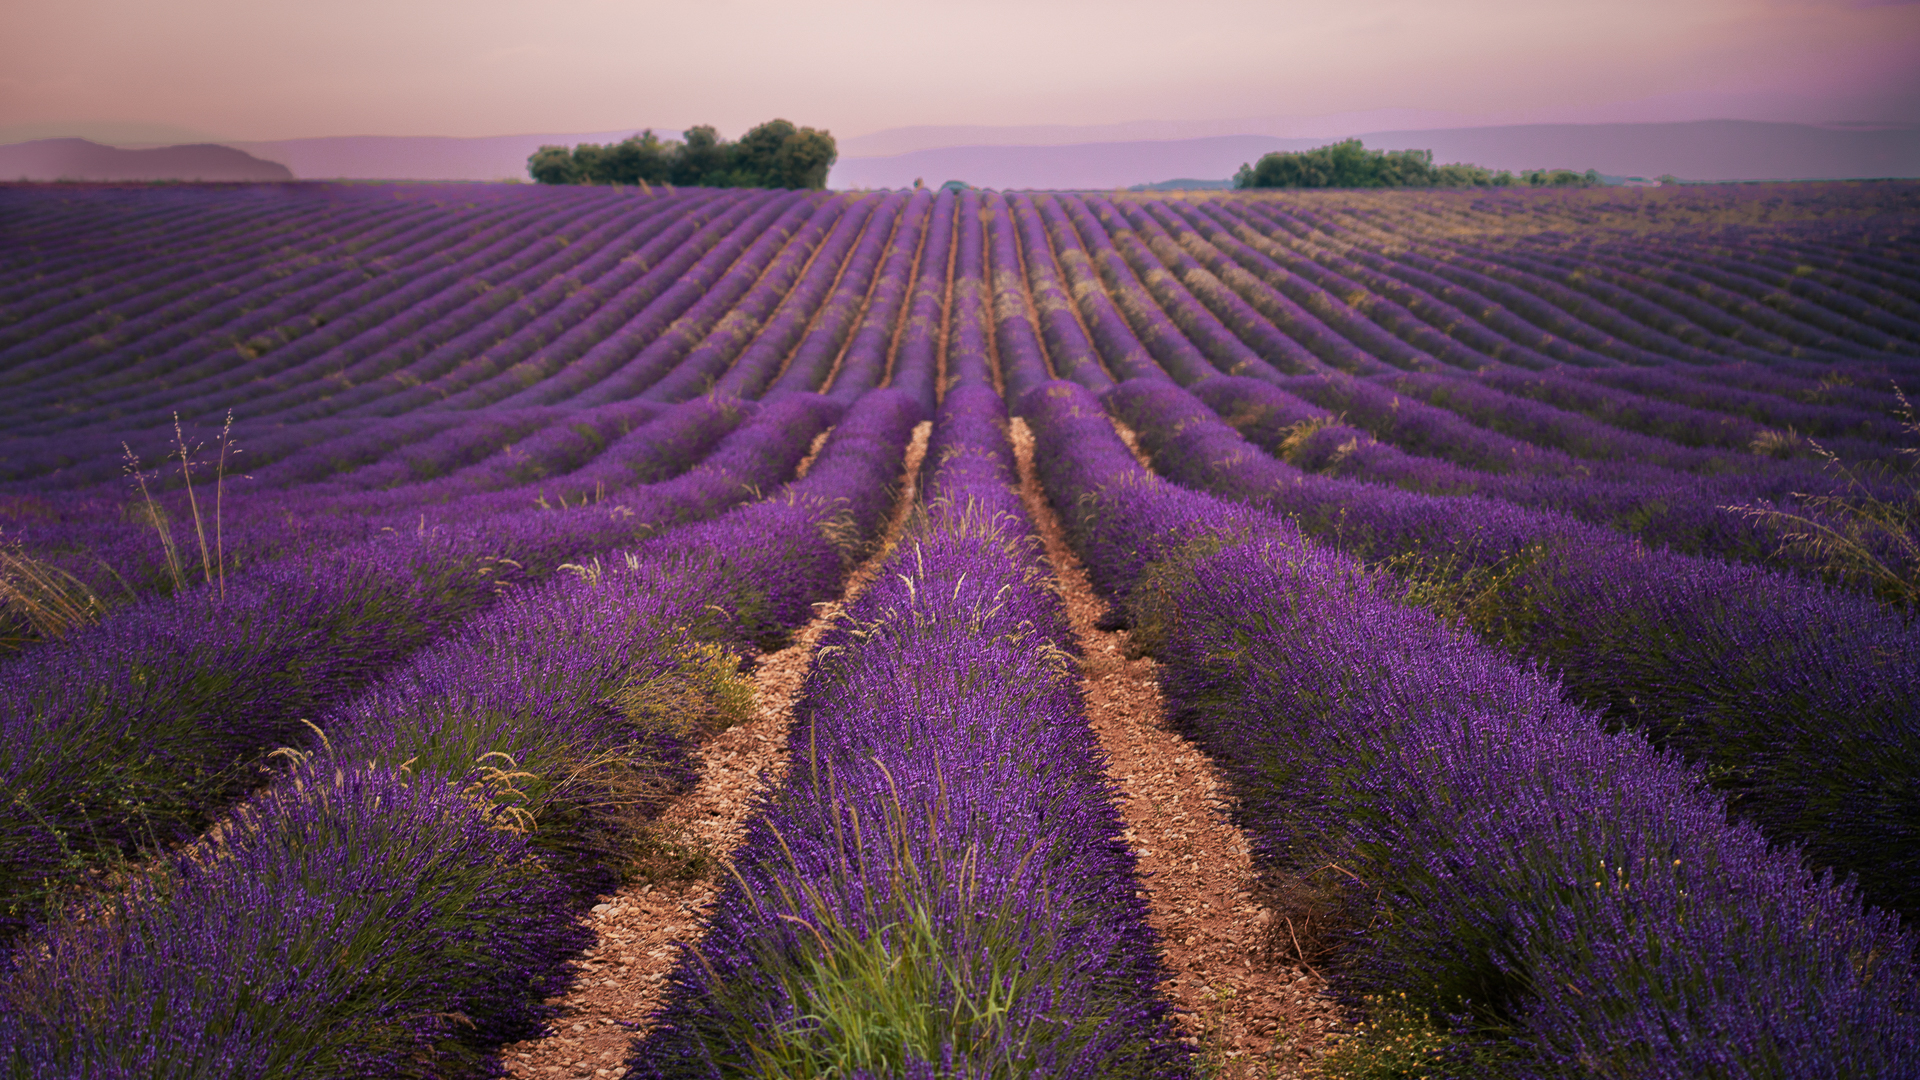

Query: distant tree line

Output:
[1234, 140, 1599, 190]
[528, 120, 836, 189]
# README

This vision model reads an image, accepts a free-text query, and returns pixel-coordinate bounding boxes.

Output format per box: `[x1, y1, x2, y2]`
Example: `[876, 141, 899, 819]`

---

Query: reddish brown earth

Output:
[1011, 418, 1341, 1078]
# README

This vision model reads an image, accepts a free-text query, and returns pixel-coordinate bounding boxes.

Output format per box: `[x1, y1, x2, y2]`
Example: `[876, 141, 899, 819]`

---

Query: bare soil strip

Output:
[1009, 418, 1341, 1079]
[501, 421, 931, 1080]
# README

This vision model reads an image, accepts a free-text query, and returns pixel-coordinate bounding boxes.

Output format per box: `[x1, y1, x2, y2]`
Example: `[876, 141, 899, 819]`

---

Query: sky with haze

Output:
[4, 0, 1916, 149]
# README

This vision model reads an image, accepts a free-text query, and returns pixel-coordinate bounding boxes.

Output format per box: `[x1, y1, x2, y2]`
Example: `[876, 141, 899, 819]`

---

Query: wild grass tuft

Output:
[0, 541, 105, 650]
[1310, 994, 1516, 1080]
[1730, 383, 1919, 615]
[1379, 544, 1550, 650]
[709, 778, 1136, 1079]
[613, 640, 756, 742]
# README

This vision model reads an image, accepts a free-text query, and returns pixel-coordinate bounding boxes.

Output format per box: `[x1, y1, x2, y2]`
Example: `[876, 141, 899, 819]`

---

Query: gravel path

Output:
[1012, 416, 1342, 1078]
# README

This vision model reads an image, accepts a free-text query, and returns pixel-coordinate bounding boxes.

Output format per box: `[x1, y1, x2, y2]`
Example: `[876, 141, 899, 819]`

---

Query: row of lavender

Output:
[4, 184, 1915, 461]
[634, 384, 1184, 1077]
[0, 185, 948, 620]
[1, 388, 924, 1076]
[2, 180, 1918, 1076]
[0, 181, 963, 944]
[1023, 378, 1917, 1077]
[0, 394, 825, 935]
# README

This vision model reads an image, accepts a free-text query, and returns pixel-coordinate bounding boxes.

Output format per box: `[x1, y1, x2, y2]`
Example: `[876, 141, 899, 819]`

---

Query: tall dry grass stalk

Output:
[123, 411, 240, 601]
[1732, 384, 1919, 616]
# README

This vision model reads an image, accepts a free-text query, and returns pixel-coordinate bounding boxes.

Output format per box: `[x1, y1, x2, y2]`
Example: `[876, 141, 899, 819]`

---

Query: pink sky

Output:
[4, 0, 1916, 146]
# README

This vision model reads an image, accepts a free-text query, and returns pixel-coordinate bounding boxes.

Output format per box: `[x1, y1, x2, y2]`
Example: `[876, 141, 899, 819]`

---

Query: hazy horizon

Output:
[6, 0, 1917, 151]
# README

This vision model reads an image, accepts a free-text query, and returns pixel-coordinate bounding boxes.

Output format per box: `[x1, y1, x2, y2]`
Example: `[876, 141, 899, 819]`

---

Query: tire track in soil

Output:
[500, 419, 931, 1080]
[1010, 416, 1342, 1079]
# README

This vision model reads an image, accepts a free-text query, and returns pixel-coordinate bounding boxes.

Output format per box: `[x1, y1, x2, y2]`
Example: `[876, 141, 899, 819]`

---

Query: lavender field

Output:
[2, 179, 1919, 1078]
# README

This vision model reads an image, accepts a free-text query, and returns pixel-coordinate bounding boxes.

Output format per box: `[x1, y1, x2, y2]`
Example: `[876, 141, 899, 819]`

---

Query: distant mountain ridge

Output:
[0, 139, 292, 182]
[232, 131, 654, 182]
[5, 120, 1915, 189]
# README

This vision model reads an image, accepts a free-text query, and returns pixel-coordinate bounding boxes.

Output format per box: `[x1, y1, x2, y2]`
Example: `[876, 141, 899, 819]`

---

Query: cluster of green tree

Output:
[528, 120, 836, 189]
[1233, 140, 1600, 190]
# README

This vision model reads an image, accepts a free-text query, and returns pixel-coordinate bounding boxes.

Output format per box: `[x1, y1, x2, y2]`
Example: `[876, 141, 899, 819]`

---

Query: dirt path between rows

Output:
[500, 421, 931, 1080]
[1010, 417, 1341, 1079]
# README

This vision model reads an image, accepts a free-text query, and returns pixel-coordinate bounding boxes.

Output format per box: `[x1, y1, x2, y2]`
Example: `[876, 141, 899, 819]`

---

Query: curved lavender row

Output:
[1216, 201, 1609, 371]
[943, 189, 997, 392]
[1057, 196, 1216, 384]
[1640, 237, 1920, 347]
[0, 412, 361, 491]
[1652, 359, 1916, 417]
[1, 398, 748, 638]
[1030, 195, 1163, 382]
[1323, 235, 1683, 369]
[315, 194, 746, 418]
[2, 198, 477, 411]
[1191, 200, 1450, 374]
[1145, 199, 1390, 376]
[1191, 376, 1813, 573]
[1122, 200, 1335, 376]
[5, 192, 490, 384]
[1006, 194, 1116, 394]
[443, 192, 766, 409]
[1149, 198, 1509, 375]
[1374, 369, 1755, 474]
[1067, 193, 1259, 382]
[557, 194, 833, 408]
[638, 195, 875, 404]
[1132, 198, 1362, 375]
[465, 192, 848, 409]
[1274, 371, 1651, 479]
[0, 195, 417, 377]
[1024, 378, 1919, 1076]
[2, 760, 588, 1078]
[1261, 200, 1814, 367]
[0, 396, 841, 938]
[1195, 199, 1450, 372]
[1378, 242, 1744, 367]
[1373, 368, 1912, 505]
[1577, 238, 1920, 356]
[812, 190, 933, 403]
[1476, 364, 1909, 468]
[1711, 232, 1920, 317]
[0, 192, 228, 306]
[1095, 197, 1305, 381]
[1262, 370, 1900, 528]
[0, 391, 924, 1077]
[984, 192, 1057, 401]
[410, 191, 765, 412]
[0, 184, 531, 318]
[15, 398, 732, 626]
[1107, 377, 1920, 920]
[740, 192, 904, 399]
[1519, 238, 1886, 360]
[0, 198, 394, 379]
[311, 396, 736, 525]
[882, 188, 956, 414]
[98, 191, 672, 429]
[23, 194, 628, 423]
[1478, 243, 1859, 362]
[634, 383, 1185, 1079]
